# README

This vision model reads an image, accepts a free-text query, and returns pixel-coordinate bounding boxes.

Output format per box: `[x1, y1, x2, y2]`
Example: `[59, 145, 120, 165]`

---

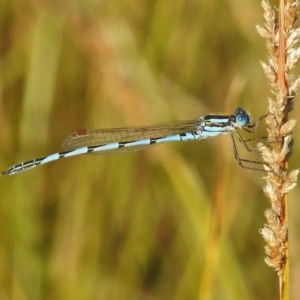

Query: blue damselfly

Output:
[1, 107, 266, 176]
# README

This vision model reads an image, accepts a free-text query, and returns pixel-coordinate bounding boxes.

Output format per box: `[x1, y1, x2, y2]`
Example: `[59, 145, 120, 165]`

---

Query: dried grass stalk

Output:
[256, 0, 300, 299]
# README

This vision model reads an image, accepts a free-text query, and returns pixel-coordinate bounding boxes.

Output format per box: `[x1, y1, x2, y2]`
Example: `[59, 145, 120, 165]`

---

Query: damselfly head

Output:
[233, 107, 251, 127]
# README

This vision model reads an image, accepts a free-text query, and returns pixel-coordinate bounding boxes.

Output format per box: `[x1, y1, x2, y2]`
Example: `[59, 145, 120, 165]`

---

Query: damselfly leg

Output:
[229, 132, 265, 171]
[229, 114, 268, 171]
[235, 114, 268, 151]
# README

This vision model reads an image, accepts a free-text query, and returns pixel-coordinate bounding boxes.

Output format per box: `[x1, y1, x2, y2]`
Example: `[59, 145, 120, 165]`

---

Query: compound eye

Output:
[235, 111, 250, 126]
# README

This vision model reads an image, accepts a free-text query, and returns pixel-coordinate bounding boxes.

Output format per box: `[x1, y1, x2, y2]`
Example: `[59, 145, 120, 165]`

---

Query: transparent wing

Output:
[62, 119, 199, 154]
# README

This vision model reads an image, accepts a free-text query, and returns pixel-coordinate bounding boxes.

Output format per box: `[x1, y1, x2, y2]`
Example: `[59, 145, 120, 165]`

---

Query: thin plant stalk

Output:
[257, 0, 300, 299]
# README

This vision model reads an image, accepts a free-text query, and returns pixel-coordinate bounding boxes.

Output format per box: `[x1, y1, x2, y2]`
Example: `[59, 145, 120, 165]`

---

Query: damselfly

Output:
[1, 107, 266, 176]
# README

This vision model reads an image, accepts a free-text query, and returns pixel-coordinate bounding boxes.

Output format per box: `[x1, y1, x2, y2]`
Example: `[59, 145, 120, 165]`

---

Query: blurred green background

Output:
[0, 0, 299, 299]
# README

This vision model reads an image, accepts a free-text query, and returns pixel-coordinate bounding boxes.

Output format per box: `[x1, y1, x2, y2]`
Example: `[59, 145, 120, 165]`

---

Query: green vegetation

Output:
[0, 1, 299, 299]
